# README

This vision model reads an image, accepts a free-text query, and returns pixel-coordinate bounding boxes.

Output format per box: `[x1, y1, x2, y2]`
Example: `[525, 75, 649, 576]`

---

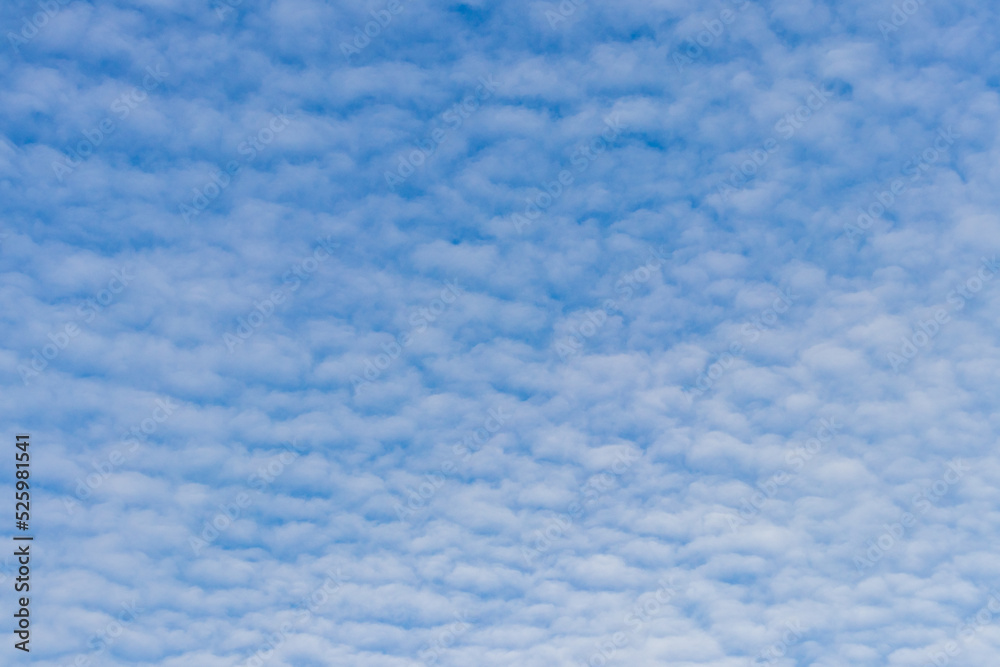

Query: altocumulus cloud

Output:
[2, 0, 1000, 665]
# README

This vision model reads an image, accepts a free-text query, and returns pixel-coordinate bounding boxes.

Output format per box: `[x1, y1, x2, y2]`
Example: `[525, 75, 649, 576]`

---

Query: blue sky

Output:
[3, 0, 1000, 665]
